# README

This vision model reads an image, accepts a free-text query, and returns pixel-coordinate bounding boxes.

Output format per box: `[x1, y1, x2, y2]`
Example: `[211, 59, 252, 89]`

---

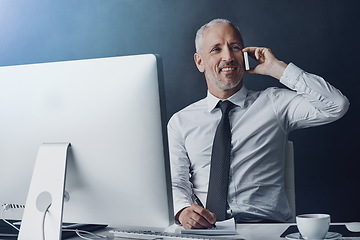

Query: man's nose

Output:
[221, 46, 234, 61]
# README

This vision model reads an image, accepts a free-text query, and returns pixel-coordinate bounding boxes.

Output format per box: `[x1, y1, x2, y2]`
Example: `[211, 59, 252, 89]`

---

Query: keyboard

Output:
[111, 229, 242, 240]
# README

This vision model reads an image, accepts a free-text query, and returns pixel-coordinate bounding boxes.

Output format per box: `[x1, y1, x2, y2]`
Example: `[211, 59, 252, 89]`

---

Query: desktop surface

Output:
[65, 223, 291, 240]
[64, 223, 360, 240]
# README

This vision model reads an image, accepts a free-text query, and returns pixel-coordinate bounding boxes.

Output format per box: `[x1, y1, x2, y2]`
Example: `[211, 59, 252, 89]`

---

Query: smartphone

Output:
[243, 52, 250, 70]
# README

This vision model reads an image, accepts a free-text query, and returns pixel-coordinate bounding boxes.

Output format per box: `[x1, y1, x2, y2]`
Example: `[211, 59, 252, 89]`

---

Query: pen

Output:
[193, 194, 216, 228]
[194, 194, 204, 208]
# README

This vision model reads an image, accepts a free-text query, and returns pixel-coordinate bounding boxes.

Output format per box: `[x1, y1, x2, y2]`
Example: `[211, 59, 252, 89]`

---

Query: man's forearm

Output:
[280, 63, 350, 123]
[267, 59, 288, 80]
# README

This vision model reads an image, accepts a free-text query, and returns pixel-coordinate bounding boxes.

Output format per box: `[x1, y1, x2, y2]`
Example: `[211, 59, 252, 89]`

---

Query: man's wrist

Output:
[175, 207, 188, 225]
[268, 60, 288, 80]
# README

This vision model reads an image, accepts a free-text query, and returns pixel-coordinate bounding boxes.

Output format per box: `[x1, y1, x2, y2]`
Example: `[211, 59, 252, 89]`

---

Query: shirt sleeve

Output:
[276, 63, 350, 131]
[167, 115, 195, 219]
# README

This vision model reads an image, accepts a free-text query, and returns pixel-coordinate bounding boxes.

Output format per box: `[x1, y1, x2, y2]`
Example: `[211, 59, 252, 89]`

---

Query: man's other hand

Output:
[177, 204, 216, 229]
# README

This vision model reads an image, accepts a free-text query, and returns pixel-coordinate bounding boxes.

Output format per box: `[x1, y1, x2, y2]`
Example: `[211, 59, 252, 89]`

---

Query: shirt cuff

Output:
[279, 62, 303, 89]
[174, 202, 192, 217]
[174, 204, 192, 225]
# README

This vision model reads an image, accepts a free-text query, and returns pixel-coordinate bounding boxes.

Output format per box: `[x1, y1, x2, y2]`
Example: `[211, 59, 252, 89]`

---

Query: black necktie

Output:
[206, 100, 234, 221]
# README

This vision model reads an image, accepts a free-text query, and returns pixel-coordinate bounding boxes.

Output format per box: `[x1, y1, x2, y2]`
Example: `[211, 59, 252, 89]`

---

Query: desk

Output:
[68, 223, 358, 240]
[236, 223, 291, 240]
[67, 223, 292, 239]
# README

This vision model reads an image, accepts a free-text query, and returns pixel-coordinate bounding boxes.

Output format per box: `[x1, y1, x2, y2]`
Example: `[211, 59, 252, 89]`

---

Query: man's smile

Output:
[220, 67, 236, 72]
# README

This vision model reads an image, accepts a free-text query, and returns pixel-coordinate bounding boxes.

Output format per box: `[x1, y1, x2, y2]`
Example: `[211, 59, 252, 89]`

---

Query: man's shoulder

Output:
[241, 87, 296, 110]
[168, 98, 207, 126]
[248, 86, 293, 99]
[175, 98, 207, 115]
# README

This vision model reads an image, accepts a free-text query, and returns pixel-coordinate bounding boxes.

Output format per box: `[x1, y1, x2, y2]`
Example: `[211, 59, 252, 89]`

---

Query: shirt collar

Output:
[206, 85, 248, 113]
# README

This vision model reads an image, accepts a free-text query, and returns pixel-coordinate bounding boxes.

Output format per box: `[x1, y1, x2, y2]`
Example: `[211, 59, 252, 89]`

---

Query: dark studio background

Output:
[0, 0, 359, 221]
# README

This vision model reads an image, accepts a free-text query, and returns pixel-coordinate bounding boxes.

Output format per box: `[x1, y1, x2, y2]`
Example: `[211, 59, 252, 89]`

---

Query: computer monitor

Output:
[0, 54, 174, 235]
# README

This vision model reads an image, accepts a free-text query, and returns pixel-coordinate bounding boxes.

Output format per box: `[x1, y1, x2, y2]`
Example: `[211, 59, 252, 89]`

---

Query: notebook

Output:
[181, 218, 236, 235]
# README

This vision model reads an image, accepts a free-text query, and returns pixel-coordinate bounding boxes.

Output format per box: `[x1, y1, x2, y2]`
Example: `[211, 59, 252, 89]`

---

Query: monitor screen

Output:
[0, 54, 173, 230]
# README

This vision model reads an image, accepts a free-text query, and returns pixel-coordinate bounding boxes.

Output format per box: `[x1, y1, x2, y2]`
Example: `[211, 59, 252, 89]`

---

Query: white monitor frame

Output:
[0, 54, 173, 239]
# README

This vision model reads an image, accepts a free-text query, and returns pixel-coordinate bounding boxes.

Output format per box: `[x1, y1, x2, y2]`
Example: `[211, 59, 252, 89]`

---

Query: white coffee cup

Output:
[296, 214, 330, 239]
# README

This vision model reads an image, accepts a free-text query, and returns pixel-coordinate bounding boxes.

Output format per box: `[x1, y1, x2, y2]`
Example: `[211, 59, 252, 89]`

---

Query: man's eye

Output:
[231, 46, 241, 51]
[211, 48, 220, 53]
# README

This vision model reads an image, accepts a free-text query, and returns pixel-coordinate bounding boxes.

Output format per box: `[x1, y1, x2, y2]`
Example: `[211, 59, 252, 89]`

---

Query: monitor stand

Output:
[18, 143, 71, 240]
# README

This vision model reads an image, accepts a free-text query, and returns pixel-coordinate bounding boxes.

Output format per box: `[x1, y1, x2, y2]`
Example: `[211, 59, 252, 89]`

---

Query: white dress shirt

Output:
[167, 63, 349, 223]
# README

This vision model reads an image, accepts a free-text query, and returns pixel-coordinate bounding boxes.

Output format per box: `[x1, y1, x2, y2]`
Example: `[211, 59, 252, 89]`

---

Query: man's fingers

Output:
[242, 46, 283, 77]
[243, 47, 273, 62]
[192, 204, 216, 225]
[186, 216, 210, 229]
[179, 204, 217, 229]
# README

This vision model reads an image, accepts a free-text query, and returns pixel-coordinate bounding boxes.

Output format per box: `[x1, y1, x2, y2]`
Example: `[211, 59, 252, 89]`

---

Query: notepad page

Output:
[181, 218, 236, 235]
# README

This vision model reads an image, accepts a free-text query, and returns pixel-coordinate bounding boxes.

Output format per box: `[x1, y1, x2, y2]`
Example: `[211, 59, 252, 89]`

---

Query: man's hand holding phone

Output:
[242, 47, 288, 80]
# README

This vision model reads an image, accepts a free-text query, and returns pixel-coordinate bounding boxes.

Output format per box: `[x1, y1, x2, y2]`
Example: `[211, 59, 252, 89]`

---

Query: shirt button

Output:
[229, 199, 234, 203]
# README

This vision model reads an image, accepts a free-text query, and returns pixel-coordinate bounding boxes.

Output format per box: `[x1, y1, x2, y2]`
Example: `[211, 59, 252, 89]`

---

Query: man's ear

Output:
[194, 53, 205, 73]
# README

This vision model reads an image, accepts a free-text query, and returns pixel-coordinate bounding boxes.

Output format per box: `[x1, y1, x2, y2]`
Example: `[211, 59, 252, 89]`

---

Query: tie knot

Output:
[218, 100, 234, 115]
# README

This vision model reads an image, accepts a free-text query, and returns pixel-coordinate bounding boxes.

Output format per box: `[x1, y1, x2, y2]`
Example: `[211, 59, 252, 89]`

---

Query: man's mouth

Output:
[219, 66, 237, 73]
[220, 67, 236, 72]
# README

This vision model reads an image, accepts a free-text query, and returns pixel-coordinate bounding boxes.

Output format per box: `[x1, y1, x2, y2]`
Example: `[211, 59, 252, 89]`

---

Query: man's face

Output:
[194, 24, 245, 98]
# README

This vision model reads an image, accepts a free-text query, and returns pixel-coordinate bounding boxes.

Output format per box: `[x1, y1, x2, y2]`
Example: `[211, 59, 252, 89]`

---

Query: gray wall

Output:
[1, 0, 359, 221]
